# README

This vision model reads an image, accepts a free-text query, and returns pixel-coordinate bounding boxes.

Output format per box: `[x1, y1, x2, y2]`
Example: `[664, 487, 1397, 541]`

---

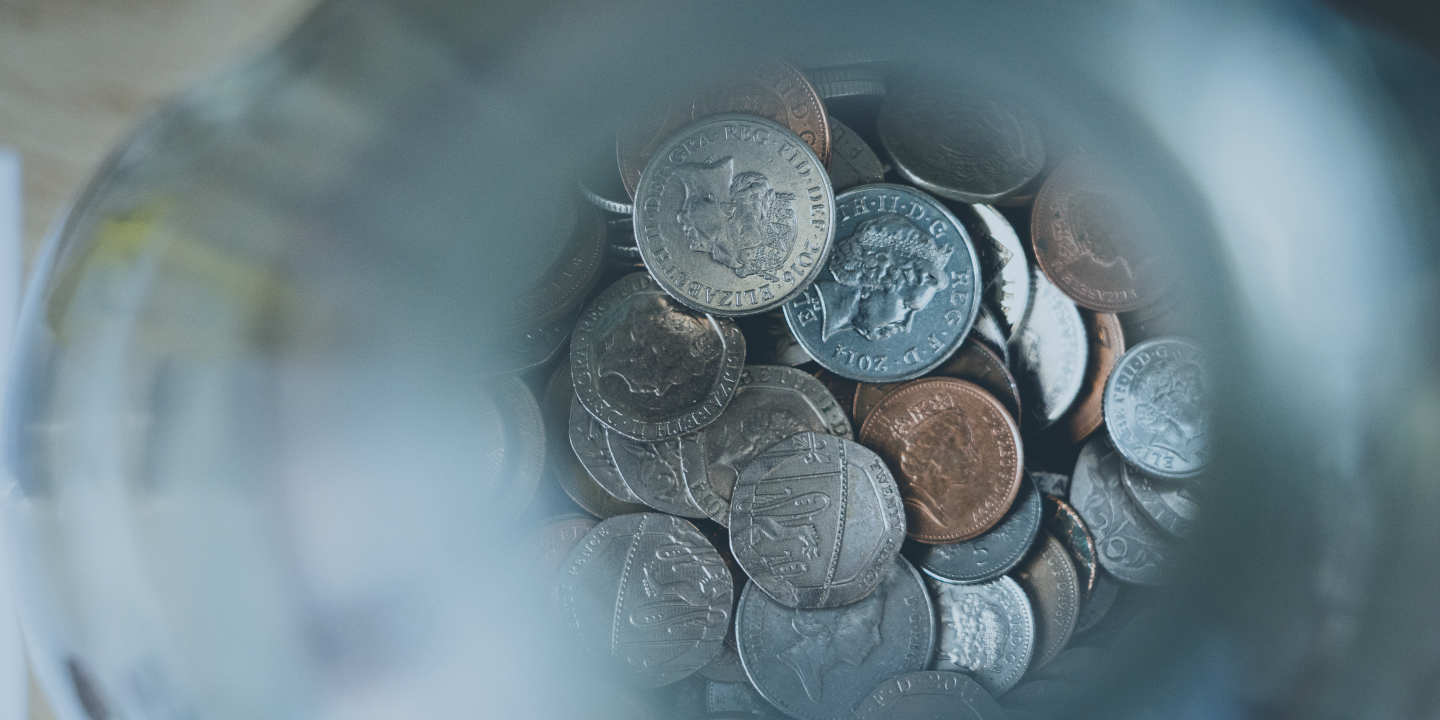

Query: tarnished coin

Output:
[475, 377, 545, 520]
[852, 338, 1021, 426]
[1011, 270, 1087, 430]
[1052, 311, 1125, 444]
[854, 671, 1007, 720]
[609, 432, 708, 518]
[1069, 436, 1171, 585]
[729, 433, 905, 608]
[826, 117, 887, 192]
[878, 84, 1045, 204]
[784, 184, 982, 383]
[735, 557, 936, 720]
[1030, 471, 1070, 499]
[911, 475, 1041, 585]
[951, 203, 1033, 342]
[617, 60, 831, 198]
[706, 681, 780, 718]
[1121, 462, 1199, 538]
[1009, 532, 1081, 670]
[859, 378, 1024, 544]
[569, 396, 643, 503]
[571, 273, 745, 441]
[927, 576, 1036, 695]
[634, 115, 836, 316]
[1074, 569, 1121, 634]
[684, 365, 853, 526]
[1030, 154, 1167, 312]
[1042, 496, 1098, 598]
[1103, 337, 1210, 479]
[558, 513, 733, 687]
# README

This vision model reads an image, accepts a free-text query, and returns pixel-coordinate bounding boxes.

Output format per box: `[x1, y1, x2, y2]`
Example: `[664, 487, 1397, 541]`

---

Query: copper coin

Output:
[1042, 495, 1099, 599]
[1030, 155, 1167, 312]
[858, 378, 1024, 544]
[1052, 311, 1125, 444]
[616, 60, 830, 199]
[852, 338, 1021, 426]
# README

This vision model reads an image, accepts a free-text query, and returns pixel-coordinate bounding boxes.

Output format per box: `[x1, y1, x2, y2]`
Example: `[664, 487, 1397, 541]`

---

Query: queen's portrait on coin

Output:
[816, 214, 954, 341]
[778, 592, 886, 701]
[673, 158, 797, 281]
[1135, 360, 1208, 462]
[599, 296, 720, 399]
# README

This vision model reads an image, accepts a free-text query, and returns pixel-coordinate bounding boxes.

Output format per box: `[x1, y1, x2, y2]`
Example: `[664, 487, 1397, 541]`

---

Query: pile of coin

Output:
[509, 57, 1210, 720]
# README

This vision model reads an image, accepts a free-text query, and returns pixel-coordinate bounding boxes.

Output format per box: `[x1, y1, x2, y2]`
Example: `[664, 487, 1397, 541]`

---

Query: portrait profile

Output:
[1134, 360, 1208, 462]
[778, 588, 887, 701]
[816, 214, 954, 342]
[899, 413, 979, 526]
[940, 593, 1005, 672]
[673, 158, 798, 281]
[599, 295, 720, 401]
[1056, 186, 1158, 283]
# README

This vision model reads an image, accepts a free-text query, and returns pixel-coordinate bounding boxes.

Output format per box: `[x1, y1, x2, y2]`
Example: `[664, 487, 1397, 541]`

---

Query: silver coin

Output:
[971, 303, 1010, 364]
[950, 203, 1032, 342]
[1102, 337, 1210, 479]
[1121, 462, 1199, 537]
[1010, 270, 1087, 430]
[826, 117, 887, 192]
[1009, 532, 1080, 670]
[557, 513, 733, 687]
[684, 366, 853, 526]
[926, 575, 1036, 696]
[735, 557, 935, 720]
[609, 431, 709, 518]
[706, 681, 779, 718]
[698, 643, 750, 685]
[810, 65, 887, 100]
[571, 272, 745, 441]
[569, 396, 643, 503]
[475, 377, 545, 520]
[877, 85, 1045, 204]
[853, 671, 1007, 720]
[912, 475, 1042, 585]
[580, 182, 634, 215]
[729, 432, 906, 608]
[1073, 569, 1120, 634]
[1069, 436, 1171, 585]
[634, 115, 836, 316]
[783, 184, 982, 383]
[1030, 471, 1070, 499]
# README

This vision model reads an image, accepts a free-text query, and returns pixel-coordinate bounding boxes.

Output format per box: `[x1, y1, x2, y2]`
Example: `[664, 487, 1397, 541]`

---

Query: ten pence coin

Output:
[927, 576, 1036, 696]
[1103, 337, 1210, 479]
[1069, 436, 1171, 585]
[859, 378, 1024, 544]
[853, 671, 1007, 720]
[1009, 532, 1081, 670]
[910, 474, 1042, 585]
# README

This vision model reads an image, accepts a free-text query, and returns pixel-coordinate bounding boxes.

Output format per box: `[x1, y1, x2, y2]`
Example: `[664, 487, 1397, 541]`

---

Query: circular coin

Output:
[1042, 496, 1098, 598]
[571, 272, 745, 441]
[735, 557, 935, 720]
[1010, 270, 1087, 430]
[971, 303, 1009, 363]
[1052, 310, 1125, 444]
[859, 378, 1024, 544]
[475, 377, 545, 520]
[513, 198, 608, 326]
[609, 432, 709, 518]
[827, 116, 886, 192]
[1030, 155, 1167, 312]
[852, 338, 1021, 426]
[1069, 436, 1172, 585]
[853, 671, 1007, 720]
[706, 681, 779, 718]
[617, 60, 830, 198]
[951, 203, 1033, 342]
[1121, 462, 1199, 538]
[634, 115, 836, 316]
[729, 433, 905, 608]
[926, 576, 1036, 695]
[684, 365, 853, 526]
[524, 515, 599, 611]
[784, 184, 982, 383]
[911, 474, 1041, 585]
[810, 65, 887, 101]
[1030, 471, 1071, 499]
[558, 513, 733, 687]
[1009, 532, 1081, 670]
[1074, 569, 1121, 634]
[569, 396, 643, 503]
[1103, 337, 1210, 479]
[878, 84, 1045, 204]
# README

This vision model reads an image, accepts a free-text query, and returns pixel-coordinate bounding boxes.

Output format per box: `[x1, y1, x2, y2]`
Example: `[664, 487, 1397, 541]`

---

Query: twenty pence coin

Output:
[569, 396, 643, 503]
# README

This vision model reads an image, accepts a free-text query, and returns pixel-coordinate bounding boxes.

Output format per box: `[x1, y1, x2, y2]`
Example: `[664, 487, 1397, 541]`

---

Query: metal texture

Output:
[569, 396, 643, 503]
[951, 202, 1033, 342]
[1009, 532, 1080, 670]
[912, 474, 1041, 585]
[1042, 495, 1098, 598]
[825, 117, 886, 192]
[927, 576, 1036, 695]
[1052, 310, 1125, 444]
[1068, 436, 1171, 585]
[608, 432, 709, 518]
[1010, 269, 1087, 430]
[1103, 337, 1210, 479]
[853, 671, 1007, 720]
[1121, 462, 1199, 538]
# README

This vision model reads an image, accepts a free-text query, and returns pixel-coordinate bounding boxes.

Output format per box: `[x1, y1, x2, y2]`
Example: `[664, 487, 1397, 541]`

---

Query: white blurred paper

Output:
[0, 148, 29, 720]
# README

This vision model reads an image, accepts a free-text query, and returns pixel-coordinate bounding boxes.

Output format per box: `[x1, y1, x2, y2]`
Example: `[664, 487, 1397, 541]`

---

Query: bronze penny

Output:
[1042, 495, 1099, 599]
[1030, 155, 1167, 312]
[616, 60, 830, 199]
[851, 338, 1020, 426]
[1052, 311, 1126, 444]
[858, 378, 1024, 544]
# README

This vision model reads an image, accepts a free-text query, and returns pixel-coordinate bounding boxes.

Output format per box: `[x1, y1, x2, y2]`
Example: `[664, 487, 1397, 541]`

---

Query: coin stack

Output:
[509, 57, 1210, 720]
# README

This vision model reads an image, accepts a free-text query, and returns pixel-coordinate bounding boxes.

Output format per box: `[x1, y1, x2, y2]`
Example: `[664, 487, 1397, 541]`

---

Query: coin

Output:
[735, 557, 935, 720]
[910, 474, 1041, 585]
[1009, 532, 1080, 670]
[571, 272, 745, 441]
[1068, 436, 1171, 585]
[1029, 471, 1070, 499]
[1102, 337, 1209, 479]
[852, 337, 1021, 426]
[951, 203, 1033, 342]
[1010, 270, 1087, 430]
[784, 184, 982, 383]
[1073, 569, 1120, 634]
[877, 83, 1045, 204]
[524, 515, 599, 610]
[1030, 155, 1166, 312]
[557, 513, 733, 687]
[569, 396, 643, 503]
[617, 60, 831, 199]
[810, 369, 859, 430]
[580, 183, 634, 216]
[706, 681, 779, 718]
[826, 117, 886, 192]
[514, 198, 608, 326]
[634, 115, 836, 316]
[853, 671, 1007, 720]
[859, 378, 1023, 544]
[1121, 462, 1199, 538]
[1052, 310, 1125, 444]
[1042, 495, 1098, 598]
[684, 365, 853, 526]
[475, 377, 546, 520]
[609, 432, 709, 518]
[739, 311, 815, 367]
[729, 433, 905, 608]
[927, 576, 1036, 695]
[810, 65, 887, 100]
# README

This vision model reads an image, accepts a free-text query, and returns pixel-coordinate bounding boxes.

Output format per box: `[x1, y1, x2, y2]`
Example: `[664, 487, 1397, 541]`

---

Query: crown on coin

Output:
[855, 215, 953, 268]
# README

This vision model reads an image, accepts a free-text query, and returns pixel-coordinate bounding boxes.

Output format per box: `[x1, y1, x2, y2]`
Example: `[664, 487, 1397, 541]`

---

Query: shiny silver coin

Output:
[826, 117, 887, 192]
[1069, 436, 1171, 585]
[877, 86, 1045, 204]
[684, 366, 853, 526]
[912, 475, 1042, 585]
[735, 557, 935, 720]
[1103, 337, 1210, 479]
[571, 273, 745, 441]
[950, 203, 1032, 342]
[810, 65, 887, 100]
[729, 433, 905, 608]
[609, 432, 709, 518]
[634, 115, 836, 316]
[1030, 471, 1070, 499]
[926, 575, 1036, 696]
[1010, 270, 1087, 430]
[474, 377, 545, 521]
[1073, 569, 1120, 634]
[853, 671, 1007, 720]
[784, 184, 982, 383]
[569, 396, 643, 503]
[1121, 462, 1199, 537]
[557, 513, 733, 687]
[1009, 532, 1080, 670]
[706, 681, 780, 718]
